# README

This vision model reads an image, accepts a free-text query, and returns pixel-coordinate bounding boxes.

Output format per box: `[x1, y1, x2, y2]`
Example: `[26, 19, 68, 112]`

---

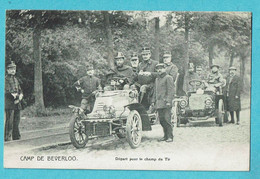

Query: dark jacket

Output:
[136, 59, 158, 85]
[225, 74, 241, 111]
[5, 75, 23, 110]
[165, 62, 178, 82]
[152, 72, 174, 109]
[74, 75, 100, 98]
[107, 65, 134, 85]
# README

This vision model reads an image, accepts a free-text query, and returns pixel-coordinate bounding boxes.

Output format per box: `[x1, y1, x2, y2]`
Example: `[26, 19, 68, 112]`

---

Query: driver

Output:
[74, 65, 101, 114]
[205, 64, 226, 93]
[106, 52, 134, 90]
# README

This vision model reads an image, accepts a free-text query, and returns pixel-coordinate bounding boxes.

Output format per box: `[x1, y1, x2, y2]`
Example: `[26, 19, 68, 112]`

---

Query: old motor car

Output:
[172, 79, 225, 127]
[69, 77, 156, 149]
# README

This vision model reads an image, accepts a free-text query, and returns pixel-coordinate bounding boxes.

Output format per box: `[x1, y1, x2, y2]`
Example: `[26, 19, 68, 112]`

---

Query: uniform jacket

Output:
[115, 65, 134, 84]
[74, 75, 100, 98]
[136, 59, 158, 85]
[5, 75, 23, 110]
[225, 74, 241, 111]
[207, 72, 225, 87]
[165, 62, 178, 82]
[152, 72, 174, 109]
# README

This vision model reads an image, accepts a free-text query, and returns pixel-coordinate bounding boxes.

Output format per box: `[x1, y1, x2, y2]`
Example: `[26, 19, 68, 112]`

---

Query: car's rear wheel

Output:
[126, 110, 142, 149]
[218, 99, 224, 127]
[69, 116, 88, 148]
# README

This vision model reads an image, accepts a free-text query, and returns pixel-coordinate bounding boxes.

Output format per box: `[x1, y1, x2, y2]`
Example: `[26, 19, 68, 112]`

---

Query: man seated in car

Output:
[204, 64, 226, 94]
[105, 52, 134, 91]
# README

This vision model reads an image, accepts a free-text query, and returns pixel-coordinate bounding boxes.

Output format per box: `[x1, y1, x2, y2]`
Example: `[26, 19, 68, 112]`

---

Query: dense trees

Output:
[5, 10, 251, 110]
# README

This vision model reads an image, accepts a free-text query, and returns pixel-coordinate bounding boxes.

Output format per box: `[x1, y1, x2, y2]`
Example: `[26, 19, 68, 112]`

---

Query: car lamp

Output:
[205, 97, 213, 107]
[179, 99, 188, 108]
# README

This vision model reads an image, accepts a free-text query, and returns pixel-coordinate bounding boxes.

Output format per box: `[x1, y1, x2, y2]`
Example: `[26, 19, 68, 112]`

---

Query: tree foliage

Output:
[5, 10, 251, 108]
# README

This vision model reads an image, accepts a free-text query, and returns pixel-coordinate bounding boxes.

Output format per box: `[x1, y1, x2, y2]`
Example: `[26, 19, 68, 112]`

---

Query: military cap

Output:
[141, 47, 151, 55]
[229, 66, 237, 71]
[86, 65, 94, 70]
[155, 63, 166, 69]
[114, 52, 125, 59]
[131, 52, 138, 60]
[163, 51, 172, 58]
[210, 64, 220, 69]
[7, 61, 16, 68]
[196, 66, 202, 70]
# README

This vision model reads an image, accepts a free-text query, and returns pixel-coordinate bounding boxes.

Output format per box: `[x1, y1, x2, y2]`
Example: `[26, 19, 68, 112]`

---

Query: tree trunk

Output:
[240, 54, 245, 91]
[229, 49, 234, 67]
[208, 43, 214, 68]
[33, 11, 45, 113]
[154, 17, 160, 62]
[183, 14, 190, 92]
[103, 11, 114, 69]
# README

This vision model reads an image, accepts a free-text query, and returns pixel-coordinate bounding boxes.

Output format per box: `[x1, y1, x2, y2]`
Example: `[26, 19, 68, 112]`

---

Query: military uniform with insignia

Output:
[5, 61, 23, 141]
[74, 65, 101, 114]
[136, 47, 158, 110]
[151, 63, 174, 142]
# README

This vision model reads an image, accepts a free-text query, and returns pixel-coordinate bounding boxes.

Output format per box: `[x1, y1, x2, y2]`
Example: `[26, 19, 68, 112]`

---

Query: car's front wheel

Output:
[69, 116, 88, 148]
[126, 110, 142, 149]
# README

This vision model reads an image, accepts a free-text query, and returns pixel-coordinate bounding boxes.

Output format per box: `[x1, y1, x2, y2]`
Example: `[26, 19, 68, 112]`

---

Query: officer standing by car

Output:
[151, 63, 174, 142]
[137, 47, 158, 110]
[5, 61, 23, 141]
[163, 51, 178, 91]
[225, 66, 241, 125]
[74, 65, 101, 114]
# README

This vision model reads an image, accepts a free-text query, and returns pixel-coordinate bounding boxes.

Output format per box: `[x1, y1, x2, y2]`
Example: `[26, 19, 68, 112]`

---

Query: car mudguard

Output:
[125, 103, 152, 131]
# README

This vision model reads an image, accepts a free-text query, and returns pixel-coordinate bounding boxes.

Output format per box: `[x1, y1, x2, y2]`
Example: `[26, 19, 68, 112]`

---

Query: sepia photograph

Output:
[4, 10, 251, 170]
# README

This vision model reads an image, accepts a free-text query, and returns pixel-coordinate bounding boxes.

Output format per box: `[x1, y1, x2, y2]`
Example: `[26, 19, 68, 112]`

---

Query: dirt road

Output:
[4, 109, 250, 170]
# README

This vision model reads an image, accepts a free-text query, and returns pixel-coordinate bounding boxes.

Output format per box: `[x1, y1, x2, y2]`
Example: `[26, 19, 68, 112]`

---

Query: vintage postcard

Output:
[4, 10, 251, 170]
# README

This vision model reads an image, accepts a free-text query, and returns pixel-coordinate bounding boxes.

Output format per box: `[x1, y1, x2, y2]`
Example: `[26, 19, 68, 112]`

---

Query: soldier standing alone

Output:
[5, 61, 23, 141]
[151, 63, 174, 142]
[225, 67, 241, 125]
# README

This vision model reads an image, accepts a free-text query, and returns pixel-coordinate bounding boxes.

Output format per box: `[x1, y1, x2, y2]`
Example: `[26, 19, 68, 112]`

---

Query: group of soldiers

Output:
[4, 47, 241, 142]
[74, 46, 242, 142]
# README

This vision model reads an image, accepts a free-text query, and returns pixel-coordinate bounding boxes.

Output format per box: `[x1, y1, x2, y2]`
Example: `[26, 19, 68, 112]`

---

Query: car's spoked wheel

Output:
[218, 99, 224, 127]
[126, 110, 142, 149]
[69, 117, 88, 148]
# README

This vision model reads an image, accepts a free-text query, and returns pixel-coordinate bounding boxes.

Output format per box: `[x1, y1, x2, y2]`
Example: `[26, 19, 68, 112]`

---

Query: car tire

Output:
[69, 116, 88, 148]
[126, 110, 142, 149]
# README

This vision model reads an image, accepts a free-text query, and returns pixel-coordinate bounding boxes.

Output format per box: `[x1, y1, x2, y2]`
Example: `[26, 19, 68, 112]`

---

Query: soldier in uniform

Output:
[163, 51, 178, 92]
[137, 47, 158, 110]
[5, 61, 23, 141]
[106, 52, 134, 90]
[205, 64, 226, 94]
[151, 63, 174, 142]
[130, 52, 139, 73]
[225, 67, 241, 125]
[74, 65, 101, 114]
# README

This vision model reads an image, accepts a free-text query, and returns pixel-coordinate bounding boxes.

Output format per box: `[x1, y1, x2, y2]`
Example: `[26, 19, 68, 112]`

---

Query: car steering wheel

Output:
[189, 79, 203, 87]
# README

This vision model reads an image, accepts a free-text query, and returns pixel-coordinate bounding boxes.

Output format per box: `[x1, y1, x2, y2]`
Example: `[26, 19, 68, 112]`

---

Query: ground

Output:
[4, 97, 250, 170]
